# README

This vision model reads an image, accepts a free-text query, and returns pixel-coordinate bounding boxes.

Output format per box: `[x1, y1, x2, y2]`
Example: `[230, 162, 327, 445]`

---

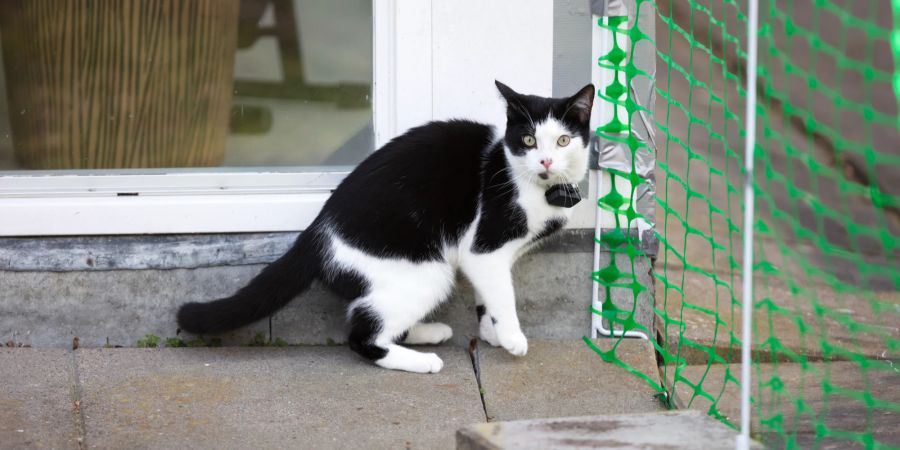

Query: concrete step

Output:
[1, 246, 619, 348]
[457, 410, 763, 450]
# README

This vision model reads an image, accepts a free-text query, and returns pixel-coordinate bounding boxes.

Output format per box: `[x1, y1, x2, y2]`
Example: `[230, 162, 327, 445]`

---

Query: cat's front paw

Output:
[420, 352, 445, 373]
[496, 327, 528, 356]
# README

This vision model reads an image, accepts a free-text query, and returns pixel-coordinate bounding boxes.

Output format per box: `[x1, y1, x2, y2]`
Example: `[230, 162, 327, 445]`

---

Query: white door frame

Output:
[0, 2, 434, 237]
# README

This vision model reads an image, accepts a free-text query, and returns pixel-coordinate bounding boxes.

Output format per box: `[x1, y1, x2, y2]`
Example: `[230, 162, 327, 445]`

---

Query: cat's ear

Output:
[565, 84, 595, 125]
[495, 80, 521, 104]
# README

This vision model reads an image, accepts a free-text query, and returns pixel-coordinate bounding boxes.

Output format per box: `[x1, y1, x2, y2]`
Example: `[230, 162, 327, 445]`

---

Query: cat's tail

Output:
[176, 230, 323, 335]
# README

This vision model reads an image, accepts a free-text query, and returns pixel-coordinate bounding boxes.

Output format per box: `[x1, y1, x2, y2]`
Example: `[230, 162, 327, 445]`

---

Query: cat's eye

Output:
[557, 135, 571, 147]
[522, 135, 536, 147]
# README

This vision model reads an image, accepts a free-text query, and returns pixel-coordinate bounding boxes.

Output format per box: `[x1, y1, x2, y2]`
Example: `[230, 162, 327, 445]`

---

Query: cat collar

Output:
[545, 183, 582, 208]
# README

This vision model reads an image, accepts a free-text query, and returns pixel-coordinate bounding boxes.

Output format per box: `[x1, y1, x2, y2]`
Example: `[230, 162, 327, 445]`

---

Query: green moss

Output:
[185, 337, 207, 347]
[247, 332, 268, 347]
[183, 336, 223, 347]
[136, 334, 160, 348]
[133, 334, 304, 348]
[165, 337, 186, 348]
[245, 334, 292, 347]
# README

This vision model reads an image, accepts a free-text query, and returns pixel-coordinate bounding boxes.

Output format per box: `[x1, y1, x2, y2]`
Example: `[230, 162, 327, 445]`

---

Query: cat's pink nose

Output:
[540, 158, 553, 169]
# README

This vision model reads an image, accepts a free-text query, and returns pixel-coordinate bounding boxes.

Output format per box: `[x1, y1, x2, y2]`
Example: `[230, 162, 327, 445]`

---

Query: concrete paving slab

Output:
[456, 410, 762, 450]
[680, 361, 900, 448]
[0, 349, 81, 449]
[477, 339, 664, 422]
[76, 346, 484, 449]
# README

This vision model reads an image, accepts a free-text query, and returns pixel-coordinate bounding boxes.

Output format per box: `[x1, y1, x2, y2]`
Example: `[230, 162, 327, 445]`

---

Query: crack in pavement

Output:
[467, 338, 491, 422]
[69, 348, 87, 449]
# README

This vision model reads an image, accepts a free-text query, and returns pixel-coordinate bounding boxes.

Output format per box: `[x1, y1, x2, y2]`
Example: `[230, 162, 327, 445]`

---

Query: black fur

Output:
[530, 218, 566, 244]
[476, 305, 487, 321]
[348, 307, 388, 360]
[323, 120, 491, 262]
[177, 227, 324, 335]
[472, 142, 529, 253]
[321, 267, 370, 301]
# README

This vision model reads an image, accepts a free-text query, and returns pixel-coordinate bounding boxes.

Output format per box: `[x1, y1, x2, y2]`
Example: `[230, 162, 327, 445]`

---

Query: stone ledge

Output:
[0, 229, 596, 272]
[457, 410, 762, 450]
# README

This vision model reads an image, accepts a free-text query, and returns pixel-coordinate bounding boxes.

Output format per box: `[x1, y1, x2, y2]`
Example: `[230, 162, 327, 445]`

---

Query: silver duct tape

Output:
[634, 176, 656, 227]
[595, 133, 656, 226]
[594, 137, 652, 178]
[630, 0, 656, 226]
[630, 79, 657, 146]
[588, 76, 656, 176]
[591, 0, 629, 16]
[591, 0, 657, 227]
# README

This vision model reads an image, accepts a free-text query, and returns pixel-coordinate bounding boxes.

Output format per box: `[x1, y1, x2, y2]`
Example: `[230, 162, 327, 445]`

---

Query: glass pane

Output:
[0, 0, 372, 171]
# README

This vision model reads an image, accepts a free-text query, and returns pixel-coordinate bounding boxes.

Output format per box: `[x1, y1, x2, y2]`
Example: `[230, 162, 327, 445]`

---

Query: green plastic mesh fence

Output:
[589, 1, 900, 448]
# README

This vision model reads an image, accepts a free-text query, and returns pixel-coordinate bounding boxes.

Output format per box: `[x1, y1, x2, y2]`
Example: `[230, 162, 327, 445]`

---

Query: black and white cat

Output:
[177, 81, 594, 373]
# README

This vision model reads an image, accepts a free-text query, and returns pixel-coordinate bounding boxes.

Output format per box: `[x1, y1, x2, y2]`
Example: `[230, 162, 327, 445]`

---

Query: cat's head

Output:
[495, 81, 595, 187]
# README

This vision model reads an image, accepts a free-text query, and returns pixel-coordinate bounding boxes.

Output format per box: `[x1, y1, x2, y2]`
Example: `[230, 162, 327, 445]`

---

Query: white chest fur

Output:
[516, 181, 571, 235]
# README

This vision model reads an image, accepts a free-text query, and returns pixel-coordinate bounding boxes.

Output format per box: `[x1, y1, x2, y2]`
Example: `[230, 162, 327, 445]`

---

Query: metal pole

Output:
[737, 0, 760, 448]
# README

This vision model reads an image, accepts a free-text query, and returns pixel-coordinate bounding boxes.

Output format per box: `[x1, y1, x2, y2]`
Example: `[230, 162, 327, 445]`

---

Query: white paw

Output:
[479, 317, 500, 347]
[496, 327, 528, 356]
[376, 348, 444, 374]
[404, 322, 453, 345]
[429, 323, 454, 343]
[400, 353, 444, 373]
[422, 352, 449, 373]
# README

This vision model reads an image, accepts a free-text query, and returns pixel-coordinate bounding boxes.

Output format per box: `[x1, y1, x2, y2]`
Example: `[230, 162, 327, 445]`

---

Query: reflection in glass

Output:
[0, 0, 373, 171]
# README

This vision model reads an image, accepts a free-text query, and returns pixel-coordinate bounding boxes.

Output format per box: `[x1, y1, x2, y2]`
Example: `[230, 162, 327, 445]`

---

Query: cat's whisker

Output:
[486, 164, 515, 189]
[491, 167, 533, 198]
